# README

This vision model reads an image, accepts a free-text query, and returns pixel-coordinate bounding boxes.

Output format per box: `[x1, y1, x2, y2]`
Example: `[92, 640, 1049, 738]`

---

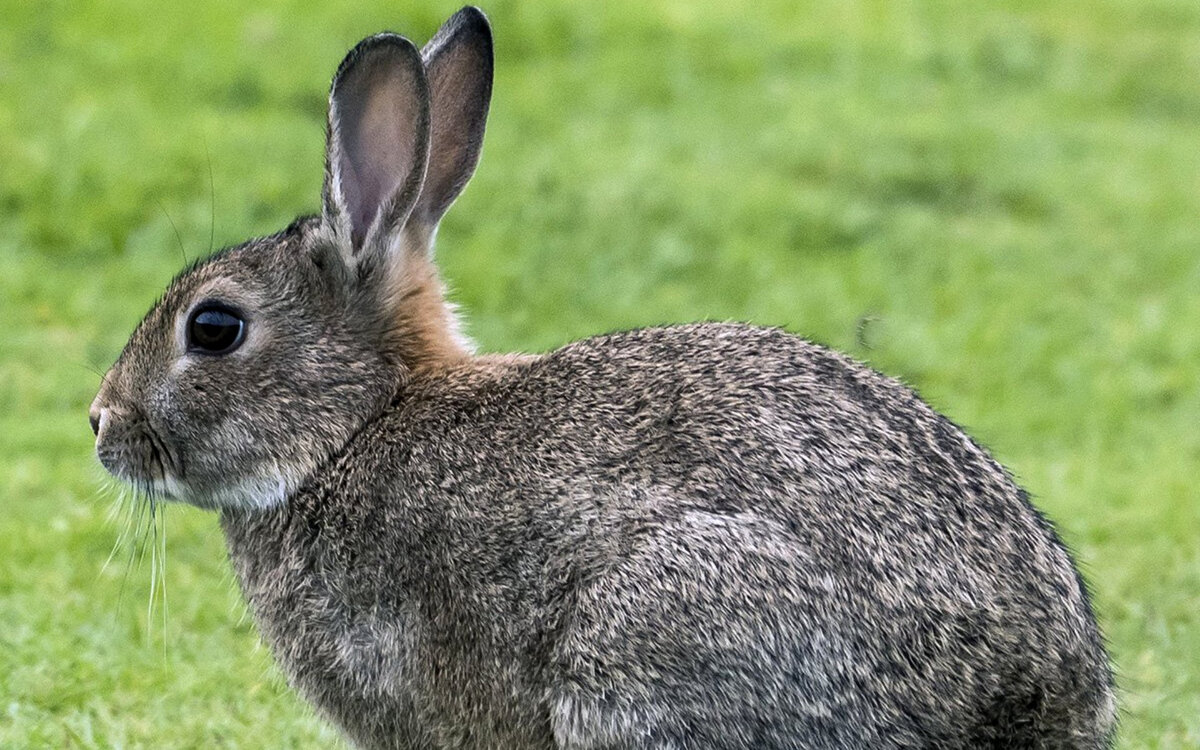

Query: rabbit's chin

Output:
[150, 467, 301, 512]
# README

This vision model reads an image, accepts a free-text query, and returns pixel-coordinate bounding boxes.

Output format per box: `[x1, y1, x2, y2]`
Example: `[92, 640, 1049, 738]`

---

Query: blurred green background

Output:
[2, 0, 1197, 746]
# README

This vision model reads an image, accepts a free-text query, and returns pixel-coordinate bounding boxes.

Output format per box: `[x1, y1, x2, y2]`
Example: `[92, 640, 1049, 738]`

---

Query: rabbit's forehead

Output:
[179, 267, 272, 311]
[164, 244, 289, 313]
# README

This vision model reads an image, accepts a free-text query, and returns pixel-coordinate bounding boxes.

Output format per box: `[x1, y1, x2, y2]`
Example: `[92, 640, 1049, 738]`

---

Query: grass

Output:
[2, 0, 1197, 745]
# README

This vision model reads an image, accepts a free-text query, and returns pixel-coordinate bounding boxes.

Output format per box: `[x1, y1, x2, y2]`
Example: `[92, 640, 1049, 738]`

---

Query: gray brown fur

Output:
[92, 7, 1116, 749]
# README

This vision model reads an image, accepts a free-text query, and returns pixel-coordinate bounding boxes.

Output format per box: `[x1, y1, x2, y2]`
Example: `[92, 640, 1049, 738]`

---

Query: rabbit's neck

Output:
[384, 238, 473, 375]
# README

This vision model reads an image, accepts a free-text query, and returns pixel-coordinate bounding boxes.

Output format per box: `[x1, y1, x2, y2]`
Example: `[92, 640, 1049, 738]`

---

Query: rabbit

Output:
[90, 6, 1117, 749]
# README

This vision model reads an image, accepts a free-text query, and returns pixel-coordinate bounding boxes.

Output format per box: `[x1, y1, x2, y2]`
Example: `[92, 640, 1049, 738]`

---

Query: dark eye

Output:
[187, 305, 246, 354]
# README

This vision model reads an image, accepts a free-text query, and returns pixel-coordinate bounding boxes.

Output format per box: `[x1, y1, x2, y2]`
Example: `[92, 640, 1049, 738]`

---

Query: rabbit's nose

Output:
[89, 408, 104, 437]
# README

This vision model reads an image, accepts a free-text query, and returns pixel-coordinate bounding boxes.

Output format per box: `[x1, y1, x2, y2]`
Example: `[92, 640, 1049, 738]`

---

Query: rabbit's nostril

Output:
[89, 411, 101, 436]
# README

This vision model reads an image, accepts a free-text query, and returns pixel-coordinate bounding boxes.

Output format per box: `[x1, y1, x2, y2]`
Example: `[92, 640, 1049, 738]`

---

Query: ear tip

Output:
[353, 32, 424, 66]
[425, 6, 493, 62]
[333, 32, 426, 95]
[454, 6, 491, 31]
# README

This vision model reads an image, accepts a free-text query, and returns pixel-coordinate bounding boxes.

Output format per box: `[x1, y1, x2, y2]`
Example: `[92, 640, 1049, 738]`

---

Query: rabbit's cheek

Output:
[147, 393, 316, 510]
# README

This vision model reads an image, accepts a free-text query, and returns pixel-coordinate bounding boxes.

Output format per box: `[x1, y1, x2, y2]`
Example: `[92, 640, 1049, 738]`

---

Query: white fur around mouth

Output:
[148, 466, 300, 511]
[151, 474, 184, 500]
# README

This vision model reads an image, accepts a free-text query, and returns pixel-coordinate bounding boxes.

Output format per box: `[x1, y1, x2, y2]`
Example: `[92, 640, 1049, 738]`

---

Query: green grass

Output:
[2, 0, 1198, 745]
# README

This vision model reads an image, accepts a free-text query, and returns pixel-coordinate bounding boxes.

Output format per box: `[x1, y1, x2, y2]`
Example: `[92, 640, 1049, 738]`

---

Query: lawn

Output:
[1, 0, 1197, 746]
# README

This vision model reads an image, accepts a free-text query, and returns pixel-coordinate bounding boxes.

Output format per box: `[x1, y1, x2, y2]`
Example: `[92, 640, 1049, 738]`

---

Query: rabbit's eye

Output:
[187, 305, 246, 355]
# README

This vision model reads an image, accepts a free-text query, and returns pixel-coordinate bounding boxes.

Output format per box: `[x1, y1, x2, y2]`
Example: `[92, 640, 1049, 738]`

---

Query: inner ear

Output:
[325, 34, 430, 252]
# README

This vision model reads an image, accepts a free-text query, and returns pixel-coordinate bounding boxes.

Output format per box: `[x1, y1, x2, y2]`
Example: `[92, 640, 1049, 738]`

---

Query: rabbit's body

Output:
[92, 8, 1116, 748]
[223, 323, 1115, 749]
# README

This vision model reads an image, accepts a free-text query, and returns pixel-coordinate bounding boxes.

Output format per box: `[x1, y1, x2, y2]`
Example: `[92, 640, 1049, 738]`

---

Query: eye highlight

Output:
[187, 304, 246, 354]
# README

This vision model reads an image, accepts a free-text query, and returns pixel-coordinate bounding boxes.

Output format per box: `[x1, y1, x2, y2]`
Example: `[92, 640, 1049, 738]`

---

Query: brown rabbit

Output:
[91, 7, 1116, 748]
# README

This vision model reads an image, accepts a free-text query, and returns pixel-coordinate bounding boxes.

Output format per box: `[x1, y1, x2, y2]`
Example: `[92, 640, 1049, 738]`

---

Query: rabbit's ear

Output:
[323, 34, 431, 255]
[411, 6, 493, 235]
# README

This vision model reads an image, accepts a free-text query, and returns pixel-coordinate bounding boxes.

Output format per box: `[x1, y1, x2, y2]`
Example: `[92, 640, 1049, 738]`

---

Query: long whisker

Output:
[205, 138, 216, 256]
[78, 360, 110, 381]
[157, 199, 190, 266]
[148, 494, 158, 629]
[145, 492, 170, 658]
[100, 481, 135, 576]
[116, 503, 136, 610]
[94, 437, 174, 660]
[158, 499, 170, 659]
[117, 487, 150, 611]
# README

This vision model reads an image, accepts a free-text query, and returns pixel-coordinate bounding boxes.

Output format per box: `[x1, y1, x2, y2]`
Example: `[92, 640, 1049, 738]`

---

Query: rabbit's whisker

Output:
[205, 138, 215, 256]
[156, 199, 190, 266]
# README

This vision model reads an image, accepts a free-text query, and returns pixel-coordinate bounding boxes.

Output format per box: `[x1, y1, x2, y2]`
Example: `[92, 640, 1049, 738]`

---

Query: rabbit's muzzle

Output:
[90, 397, 179, 497]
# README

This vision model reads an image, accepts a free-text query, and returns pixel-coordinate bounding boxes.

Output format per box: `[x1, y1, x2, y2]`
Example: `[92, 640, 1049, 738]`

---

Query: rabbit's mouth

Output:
[94, 414, 182, 500]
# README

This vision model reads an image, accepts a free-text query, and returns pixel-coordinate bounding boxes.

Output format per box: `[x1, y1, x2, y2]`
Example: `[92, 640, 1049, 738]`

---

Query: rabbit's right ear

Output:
[410, 6, 494, 237]
[322, 34, 431, 258]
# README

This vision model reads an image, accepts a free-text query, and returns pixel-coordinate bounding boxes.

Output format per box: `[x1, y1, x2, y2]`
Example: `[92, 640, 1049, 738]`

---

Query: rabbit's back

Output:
[227, 323, 1114, 749]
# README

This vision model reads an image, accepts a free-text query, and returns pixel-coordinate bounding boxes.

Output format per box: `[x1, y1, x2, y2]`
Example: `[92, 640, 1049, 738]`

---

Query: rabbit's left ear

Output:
[410, 6, 493, 237]
[323, 33, 430, 256]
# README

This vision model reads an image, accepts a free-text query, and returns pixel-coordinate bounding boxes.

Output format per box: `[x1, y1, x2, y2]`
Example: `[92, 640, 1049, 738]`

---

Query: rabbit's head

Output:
[89, 8, 493, 510]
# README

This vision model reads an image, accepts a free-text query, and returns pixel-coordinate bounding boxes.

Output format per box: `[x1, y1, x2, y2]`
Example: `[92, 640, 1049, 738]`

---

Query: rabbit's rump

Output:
[522, 325, 1113, 749]
[550, 503, 1098, 748]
